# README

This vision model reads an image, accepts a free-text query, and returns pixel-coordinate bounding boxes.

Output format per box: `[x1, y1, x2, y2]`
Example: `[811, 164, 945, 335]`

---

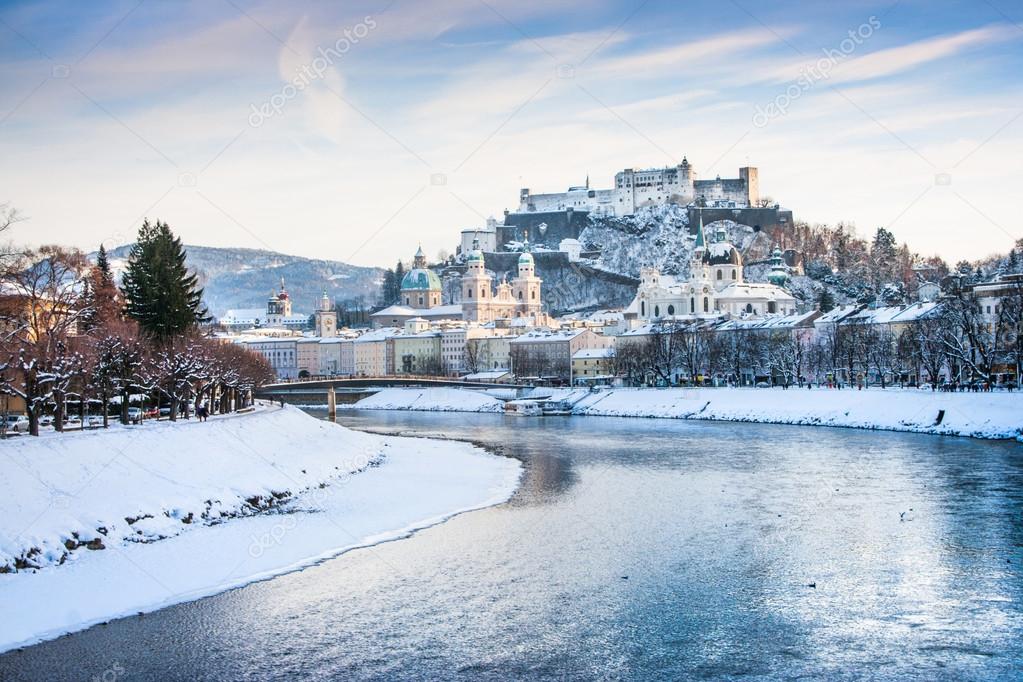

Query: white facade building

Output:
[628, 215, 797, 323]
[518, 159, 759, 217]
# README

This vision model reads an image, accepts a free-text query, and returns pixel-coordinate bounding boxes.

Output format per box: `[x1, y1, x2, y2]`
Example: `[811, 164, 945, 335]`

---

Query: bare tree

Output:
[941, 284, 1002, 384]
[0, 246, 90, 435]
[463, 338, 483, 375]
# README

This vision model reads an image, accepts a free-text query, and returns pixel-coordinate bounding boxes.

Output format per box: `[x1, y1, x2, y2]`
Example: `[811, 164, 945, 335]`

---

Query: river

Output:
[1, 410, 1021, 681]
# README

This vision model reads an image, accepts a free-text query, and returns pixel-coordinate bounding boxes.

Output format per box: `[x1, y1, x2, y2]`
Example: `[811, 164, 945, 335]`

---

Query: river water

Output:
[2, 411, 1021, 681]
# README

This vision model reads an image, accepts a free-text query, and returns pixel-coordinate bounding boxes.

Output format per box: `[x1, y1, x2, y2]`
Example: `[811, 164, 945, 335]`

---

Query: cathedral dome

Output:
[518, 252, 534, 266]
[705, 242, 742, 267]
[466, 249, 485, 264]
[401, 268, 442, 291]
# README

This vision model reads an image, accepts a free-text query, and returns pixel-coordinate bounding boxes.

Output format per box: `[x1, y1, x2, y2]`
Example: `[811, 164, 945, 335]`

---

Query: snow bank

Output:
[0, 405, 520, 651]
[348, 387, 505, 413]
[354, 387, 1023, 441]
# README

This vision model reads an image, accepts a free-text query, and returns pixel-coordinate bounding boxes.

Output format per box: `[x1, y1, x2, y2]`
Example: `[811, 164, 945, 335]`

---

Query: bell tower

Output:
[315, 289, 337, 337]
[512, 250, 542, 317]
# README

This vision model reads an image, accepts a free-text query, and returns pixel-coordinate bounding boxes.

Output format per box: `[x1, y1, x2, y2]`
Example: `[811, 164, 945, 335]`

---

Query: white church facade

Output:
[627, 215, 797, 323]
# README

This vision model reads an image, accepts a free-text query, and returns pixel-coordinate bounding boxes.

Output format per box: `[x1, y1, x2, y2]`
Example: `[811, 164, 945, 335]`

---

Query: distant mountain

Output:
[96, 245, 384, 318]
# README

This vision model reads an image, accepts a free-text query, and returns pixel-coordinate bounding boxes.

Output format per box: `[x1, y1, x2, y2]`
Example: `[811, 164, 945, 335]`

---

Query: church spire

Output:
[694, 209, 706, 250]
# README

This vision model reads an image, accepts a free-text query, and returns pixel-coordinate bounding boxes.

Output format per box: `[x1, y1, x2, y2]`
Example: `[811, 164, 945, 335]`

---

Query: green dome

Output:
[767, 269, 790, 286]
[518, 252, 534, 265]
[401, 268, 442, 291]
[467, 250, 485, 263]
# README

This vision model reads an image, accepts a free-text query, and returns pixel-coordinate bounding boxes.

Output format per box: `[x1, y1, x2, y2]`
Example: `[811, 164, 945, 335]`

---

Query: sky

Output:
[1, 0, 1021, 267]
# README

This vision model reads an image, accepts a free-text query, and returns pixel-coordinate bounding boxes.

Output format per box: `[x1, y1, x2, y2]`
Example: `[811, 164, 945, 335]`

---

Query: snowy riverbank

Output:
[0, 405, 521, 652]
[349, 387, 1023, 441]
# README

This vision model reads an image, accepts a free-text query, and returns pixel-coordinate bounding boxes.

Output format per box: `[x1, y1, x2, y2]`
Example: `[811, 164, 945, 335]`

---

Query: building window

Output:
[732, 270, 737, 280]
[641, 301, 645, 316]
[654, 305, 660, 317]
[703, 298, 709, 313]
[667, 305, 675, 315]
[746, 303, 753, 313]
[690, 298, 695, 313]
[468, 289, 472, 298]
[717, 270, 722, 280]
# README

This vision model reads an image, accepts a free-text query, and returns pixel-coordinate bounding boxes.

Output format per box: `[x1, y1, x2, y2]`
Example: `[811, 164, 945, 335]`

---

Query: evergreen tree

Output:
[393, 260, 405, 301]
[121, 220, 208, 342]
[380, 268, 397, 305]
[81, 243, 121, 333]
[1007, 249, 1019, 274]
[817, 287, 836, 313]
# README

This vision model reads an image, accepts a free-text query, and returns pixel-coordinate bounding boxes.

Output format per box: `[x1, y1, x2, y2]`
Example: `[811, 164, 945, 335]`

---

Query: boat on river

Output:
[503, 400, 543, 416]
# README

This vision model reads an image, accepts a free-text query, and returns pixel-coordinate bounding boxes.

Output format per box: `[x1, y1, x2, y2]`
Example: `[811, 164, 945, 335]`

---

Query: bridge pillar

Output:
[327, 386, 336, 422]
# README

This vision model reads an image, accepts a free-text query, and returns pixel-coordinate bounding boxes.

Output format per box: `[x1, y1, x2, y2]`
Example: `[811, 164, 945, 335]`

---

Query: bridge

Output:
[255, 376, 529, 403]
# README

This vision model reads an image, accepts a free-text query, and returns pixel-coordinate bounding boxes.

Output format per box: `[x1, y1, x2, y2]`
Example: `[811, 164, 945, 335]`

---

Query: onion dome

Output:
[767, 245, 790, 287]
[518, 251, 534, 266]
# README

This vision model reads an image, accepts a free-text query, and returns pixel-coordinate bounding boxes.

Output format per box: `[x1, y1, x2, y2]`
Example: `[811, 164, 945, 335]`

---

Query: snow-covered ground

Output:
[0, 405, 520, 652]
[351, 387, 1023, 441]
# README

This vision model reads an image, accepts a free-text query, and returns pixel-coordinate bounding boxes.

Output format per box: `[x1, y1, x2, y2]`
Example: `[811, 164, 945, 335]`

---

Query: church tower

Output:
[512, 249, 542, 317]
[690, 210, 710, 284]
[461, 238, 493, 323]
[314, 289, 337, 337]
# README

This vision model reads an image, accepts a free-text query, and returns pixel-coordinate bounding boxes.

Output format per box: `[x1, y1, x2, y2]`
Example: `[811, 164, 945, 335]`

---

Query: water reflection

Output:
[1, 411, 1021, 681]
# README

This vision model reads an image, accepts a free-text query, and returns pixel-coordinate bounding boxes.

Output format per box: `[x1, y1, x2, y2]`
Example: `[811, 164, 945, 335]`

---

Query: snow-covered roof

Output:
[573, 348, 615, 359]
[509, 329, 590, 344]
[371, 304, 463, 319]
[845, 302, 941, 325]
[354, 327, 402, 343]
[715, 310, 819, 331]
[814, 305, 861, 326]
[462, 370, 510, 380]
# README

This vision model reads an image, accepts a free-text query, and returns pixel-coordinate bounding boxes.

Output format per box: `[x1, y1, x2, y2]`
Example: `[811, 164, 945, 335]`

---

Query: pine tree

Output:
[380, 268, 396, 305]
[393, 260, 406, 302]
[81, 244, 121, 333]
[817, 287, 836, 313]
[121, 220, 209, 342]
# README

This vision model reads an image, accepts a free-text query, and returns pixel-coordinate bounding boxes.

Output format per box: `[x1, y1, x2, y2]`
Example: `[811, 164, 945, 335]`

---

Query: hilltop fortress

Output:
[518, 158, 759, 218]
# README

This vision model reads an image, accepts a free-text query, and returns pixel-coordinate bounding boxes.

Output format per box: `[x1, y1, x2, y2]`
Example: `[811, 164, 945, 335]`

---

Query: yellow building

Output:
[571, 348, 616, 384]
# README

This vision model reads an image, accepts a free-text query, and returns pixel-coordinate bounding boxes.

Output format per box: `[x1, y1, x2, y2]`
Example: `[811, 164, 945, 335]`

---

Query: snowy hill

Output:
[578, 205, 778, 279]
[95, 245, 384, 317]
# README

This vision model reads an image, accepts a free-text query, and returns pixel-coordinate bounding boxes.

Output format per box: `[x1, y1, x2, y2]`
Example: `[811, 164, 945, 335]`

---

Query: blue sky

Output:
[1, 0, 1021, 267]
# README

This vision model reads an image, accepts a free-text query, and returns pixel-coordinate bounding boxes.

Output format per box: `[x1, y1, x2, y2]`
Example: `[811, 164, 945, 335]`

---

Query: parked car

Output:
[64, 415, 81, 426]
[755, 381, 772, 388]
[159, 407, 171, 417]
[144, 407, 160, 419]
[38, 415, 55, 427]
[4, 414, 29, 433]
[127, 407, 142, 424]
[85, 415, 104, 428]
